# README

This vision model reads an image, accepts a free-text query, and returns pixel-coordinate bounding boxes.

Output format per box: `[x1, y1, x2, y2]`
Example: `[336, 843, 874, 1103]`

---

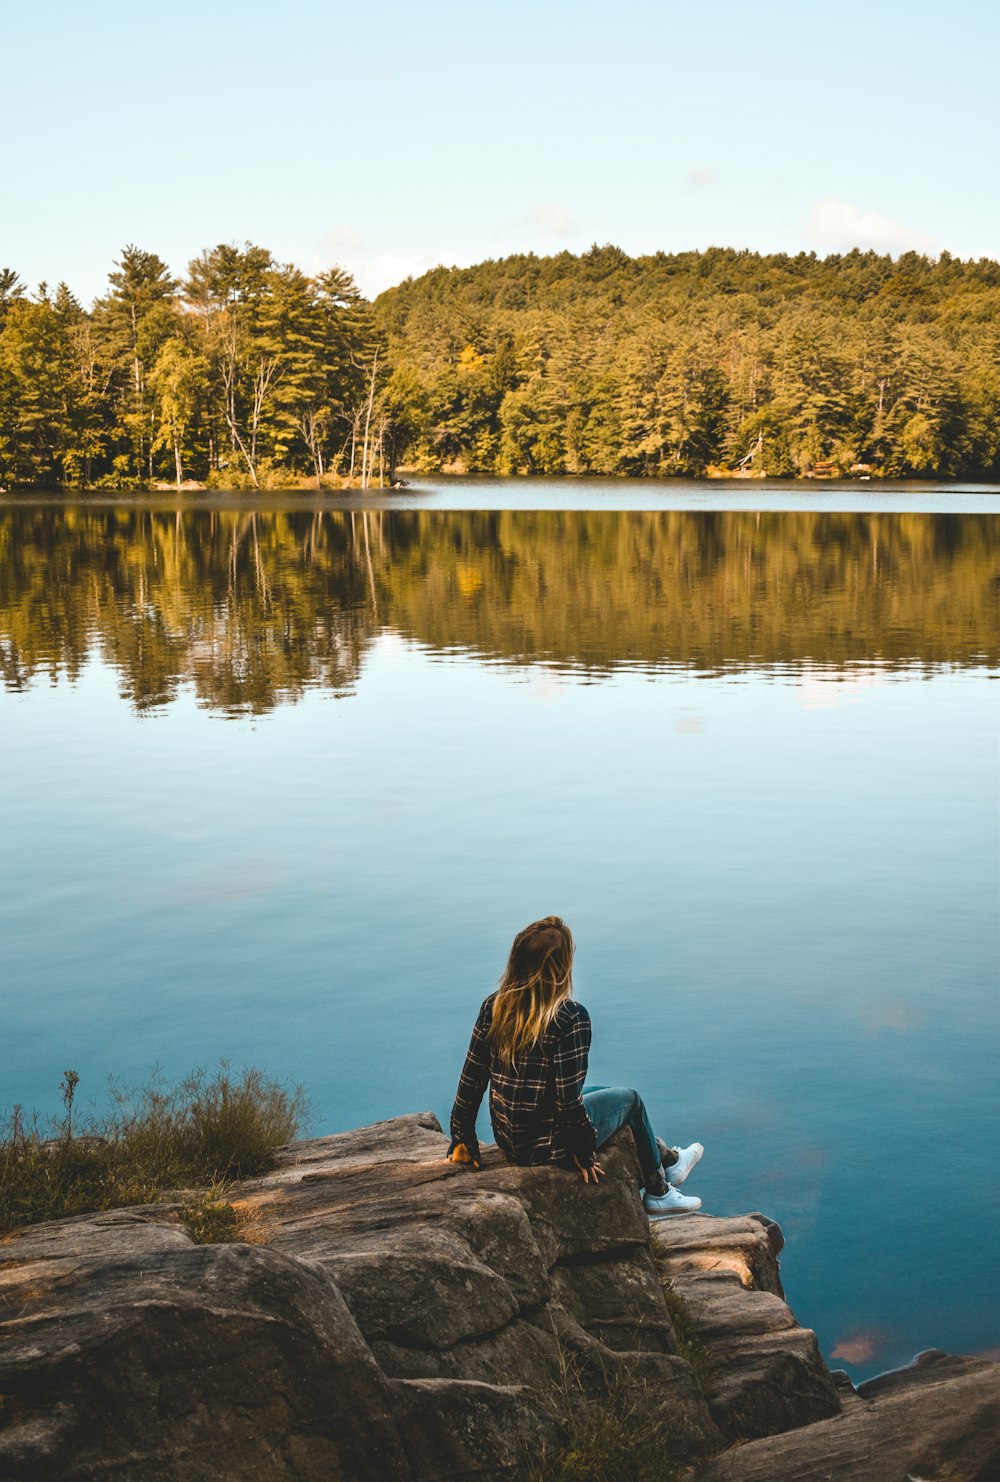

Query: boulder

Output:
[0, 1230, 410, 1481]
[243, 1116, 726, 1461]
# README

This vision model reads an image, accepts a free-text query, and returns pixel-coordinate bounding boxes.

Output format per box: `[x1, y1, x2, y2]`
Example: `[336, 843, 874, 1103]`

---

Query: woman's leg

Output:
[581, 1086, 667, 1195]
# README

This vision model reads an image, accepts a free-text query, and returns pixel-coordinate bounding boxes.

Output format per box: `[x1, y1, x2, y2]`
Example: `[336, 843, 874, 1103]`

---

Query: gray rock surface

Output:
[692, 1350, 1000, 1481]
[0, 1235, 411, 1480]
[652, 1214, 840, 1441]
[236, 1113, 724, 1460]
[1, 1113, 997, 1481]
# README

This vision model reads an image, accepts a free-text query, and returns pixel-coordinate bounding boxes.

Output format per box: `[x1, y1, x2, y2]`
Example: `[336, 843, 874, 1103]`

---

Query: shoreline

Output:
[3, 476, 999, 519]
[5, 470, 1000, 497]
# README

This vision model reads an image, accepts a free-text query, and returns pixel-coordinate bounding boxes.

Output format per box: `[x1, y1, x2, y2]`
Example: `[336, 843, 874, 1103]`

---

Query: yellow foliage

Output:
[457, 344, 485, 375]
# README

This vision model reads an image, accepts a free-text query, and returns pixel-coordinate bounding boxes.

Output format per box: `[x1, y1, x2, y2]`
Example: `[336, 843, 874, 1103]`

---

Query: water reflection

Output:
[1, 509, 997, 713]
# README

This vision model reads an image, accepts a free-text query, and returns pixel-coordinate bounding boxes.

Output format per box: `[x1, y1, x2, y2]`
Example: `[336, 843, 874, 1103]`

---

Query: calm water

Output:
[11, 475, 1000, 513]
[2, 496, 998, 1381]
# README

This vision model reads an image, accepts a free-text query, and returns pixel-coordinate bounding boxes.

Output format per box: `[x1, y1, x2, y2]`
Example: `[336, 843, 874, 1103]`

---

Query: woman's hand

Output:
[447, 1139, 481, 1170]
[574, 1156, 604, 1184]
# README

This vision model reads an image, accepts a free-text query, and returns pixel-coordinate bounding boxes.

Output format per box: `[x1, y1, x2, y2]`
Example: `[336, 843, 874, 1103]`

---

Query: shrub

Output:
[0, 1066, 306, 1234]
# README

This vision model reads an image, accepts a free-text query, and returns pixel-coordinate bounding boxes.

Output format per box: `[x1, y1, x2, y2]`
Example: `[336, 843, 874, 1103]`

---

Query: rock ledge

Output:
[1, 1113, 997, 1481]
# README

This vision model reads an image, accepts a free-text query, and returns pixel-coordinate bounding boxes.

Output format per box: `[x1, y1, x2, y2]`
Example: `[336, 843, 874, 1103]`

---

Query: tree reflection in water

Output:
[1, 508, 996, 714]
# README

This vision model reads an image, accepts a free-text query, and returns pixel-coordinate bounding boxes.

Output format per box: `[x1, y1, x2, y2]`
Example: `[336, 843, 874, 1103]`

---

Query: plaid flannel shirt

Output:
[449, 993, 598, 1168]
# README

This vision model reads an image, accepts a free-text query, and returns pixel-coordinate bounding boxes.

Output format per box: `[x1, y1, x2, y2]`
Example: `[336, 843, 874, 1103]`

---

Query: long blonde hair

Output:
[489, 916, 575, 1063]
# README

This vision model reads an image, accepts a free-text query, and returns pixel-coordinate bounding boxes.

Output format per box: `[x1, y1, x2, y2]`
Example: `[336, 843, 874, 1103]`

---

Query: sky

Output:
[1, 0, 997, 303]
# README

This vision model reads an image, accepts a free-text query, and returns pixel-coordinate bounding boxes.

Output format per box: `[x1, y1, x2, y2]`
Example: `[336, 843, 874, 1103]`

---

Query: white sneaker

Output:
[656, 1139, 704, 1187]
[643, 1186, 702, 1217]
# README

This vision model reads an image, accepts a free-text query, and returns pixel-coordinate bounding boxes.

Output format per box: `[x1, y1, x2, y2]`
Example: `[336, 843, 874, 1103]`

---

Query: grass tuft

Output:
[660, 1282, 715, 1395]
[178, 1191, 240, 1244]
[0, 1066, 306, 1235]
[528, 1346, 684, 1482]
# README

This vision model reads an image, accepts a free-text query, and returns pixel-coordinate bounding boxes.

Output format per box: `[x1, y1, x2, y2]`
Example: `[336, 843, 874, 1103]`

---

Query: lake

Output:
[1, 485, 998, 1382]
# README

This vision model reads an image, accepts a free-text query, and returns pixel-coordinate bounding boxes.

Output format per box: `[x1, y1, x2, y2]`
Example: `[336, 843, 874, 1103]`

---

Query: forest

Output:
[1, 245, 1000, 487]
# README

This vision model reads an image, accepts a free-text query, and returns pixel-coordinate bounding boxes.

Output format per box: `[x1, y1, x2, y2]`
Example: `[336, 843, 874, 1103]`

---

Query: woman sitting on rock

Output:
[447, 915, 704, 1216]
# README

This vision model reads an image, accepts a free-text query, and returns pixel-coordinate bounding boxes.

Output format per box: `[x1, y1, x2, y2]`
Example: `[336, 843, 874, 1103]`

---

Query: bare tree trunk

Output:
[221, 352, 279, 490]
[230, 421, 259, 487]
[360, 349, 379, 490]
[174, 438, 183, 490]
[131, 303, 145, 479]
[298, 409, 327, 490]
[249, 356, 278, 469]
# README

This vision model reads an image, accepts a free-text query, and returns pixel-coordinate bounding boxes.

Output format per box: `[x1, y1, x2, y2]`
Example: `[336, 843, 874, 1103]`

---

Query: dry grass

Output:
[528, 1233, 721, 1480]
[0, 1066, 307, 1234]
[528, 1345, 685, 1482]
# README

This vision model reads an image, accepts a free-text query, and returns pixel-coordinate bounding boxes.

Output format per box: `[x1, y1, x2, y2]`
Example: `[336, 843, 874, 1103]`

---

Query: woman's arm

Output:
[448, 997, 492, 1167]
[553, 1005, 599, 1172]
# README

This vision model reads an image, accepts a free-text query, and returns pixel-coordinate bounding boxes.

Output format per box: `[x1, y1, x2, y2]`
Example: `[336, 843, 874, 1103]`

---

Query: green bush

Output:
[0, 1066, 307, 1234]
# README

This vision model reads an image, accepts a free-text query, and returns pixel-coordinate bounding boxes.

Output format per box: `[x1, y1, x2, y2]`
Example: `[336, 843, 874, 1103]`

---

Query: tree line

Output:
[376, 246, 1000, 479]
[2, 244, 1000, 487]
[0, 247, 389, 491]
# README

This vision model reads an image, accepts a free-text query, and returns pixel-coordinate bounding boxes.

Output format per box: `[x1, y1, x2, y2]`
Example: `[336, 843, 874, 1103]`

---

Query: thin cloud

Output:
[362, 251, 467, 297]
[686, 167, 716, 188]
[805, 198, 936, 257]
[527, 201, 578, 238]
[313, 227, 467, 298]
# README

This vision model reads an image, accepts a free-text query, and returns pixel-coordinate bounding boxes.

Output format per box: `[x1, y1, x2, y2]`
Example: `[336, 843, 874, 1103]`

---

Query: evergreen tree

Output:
[93, 247, 178, 483]
[2, 243, 999, 487]
[0, 288, 80, 486]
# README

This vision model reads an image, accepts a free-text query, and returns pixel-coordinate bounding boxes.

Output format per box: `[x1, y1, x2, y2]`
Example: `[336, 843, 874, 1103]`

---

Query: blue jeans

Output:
[582, 1085, 667, 1195]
